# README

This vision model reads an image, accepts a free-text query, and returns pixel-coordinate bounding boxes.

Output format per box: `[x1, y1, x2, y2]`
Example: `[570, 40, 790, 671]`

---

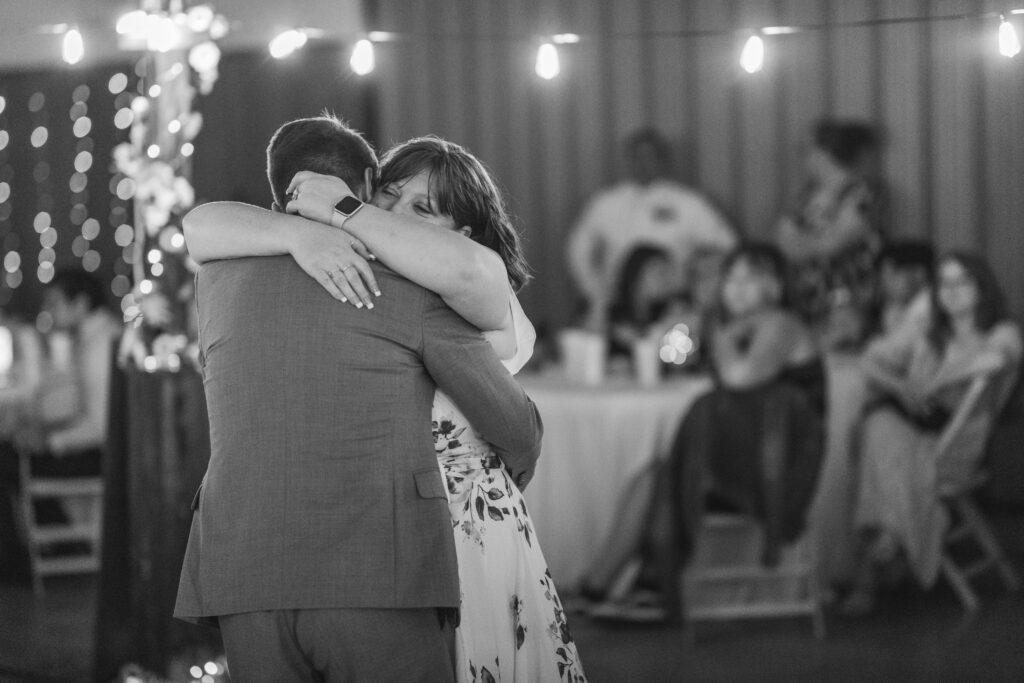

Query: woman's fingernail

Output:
[355, 302, 363, 309]
[374, 290, 381, 296]
[366, 302, 374, 310]
[340, 297, 347, 303]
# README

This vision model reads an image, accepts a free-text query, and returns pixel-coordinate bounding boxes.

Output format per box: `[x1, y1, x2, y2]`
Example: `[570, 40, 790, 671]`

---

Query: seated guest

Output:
[606, 245, 688, 357]
[578, 244, 825, 615]
[567, 127, 736, 331]
[870, 240, 934, 339]
[31, 269, 121, 478]
[840, 251, 1022, 616]
[664, 243, 825, 564]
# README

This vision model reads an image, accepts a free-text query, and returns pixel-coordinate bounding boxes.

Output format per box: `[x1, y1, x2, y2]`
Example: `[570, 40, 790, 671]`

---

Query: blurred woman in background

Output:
[841, 252, 1022, 615]
[579, 244, 824, 619]
[776, 118, 884, 349]
[605, 245, 688, 357]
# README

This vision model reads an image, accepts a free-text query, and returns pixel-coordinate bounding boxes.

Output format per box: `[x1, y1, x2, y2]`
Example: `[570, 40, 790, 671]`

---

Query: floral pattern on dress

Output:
[433, 391, 587, 683]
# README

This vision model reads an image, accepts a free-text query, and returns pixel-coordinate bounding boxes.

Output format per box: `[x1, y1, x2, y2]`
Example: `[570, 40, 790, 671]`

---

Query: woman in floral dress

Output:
[186, 134, 586, 682]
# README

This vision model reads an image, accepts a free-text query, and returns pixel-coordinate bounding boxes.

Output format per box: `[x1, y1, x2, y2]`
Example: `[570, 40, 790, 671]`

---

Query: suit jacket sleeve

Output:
[421, 293, 544, 481]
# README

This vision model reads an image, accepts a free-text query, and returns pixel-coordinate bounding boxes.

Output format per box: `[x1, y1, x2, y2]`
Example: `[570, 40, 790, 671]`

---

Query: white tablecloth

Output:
[521, 373, 712, 586]
[520, 355, 868, 589]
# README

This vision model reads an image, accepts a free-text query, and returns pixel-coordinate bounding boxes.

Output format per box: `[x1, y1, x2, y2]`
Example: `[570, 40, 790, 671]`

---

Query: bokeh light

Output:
[108, 73, 128, 94]
[30, 126, 48, 148]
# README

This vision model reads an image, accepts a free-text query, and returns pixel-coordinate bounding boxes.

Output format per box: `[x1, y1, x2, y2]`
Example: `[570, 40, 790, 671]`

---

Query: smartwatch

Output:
[332, 195, 364, 228]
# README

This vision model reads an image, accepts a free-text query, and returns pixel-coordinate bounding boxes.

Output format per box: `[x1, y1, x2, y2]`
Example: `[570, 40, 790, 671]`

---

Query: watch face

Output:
[335, 195, 363, 216]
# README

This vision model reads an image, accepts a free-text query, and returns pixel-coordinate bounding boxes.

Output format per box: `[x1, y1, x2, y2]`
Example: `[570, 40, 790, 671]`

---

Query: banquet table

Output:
[520, 372, 712, 586]
[519, 355, 870, 590]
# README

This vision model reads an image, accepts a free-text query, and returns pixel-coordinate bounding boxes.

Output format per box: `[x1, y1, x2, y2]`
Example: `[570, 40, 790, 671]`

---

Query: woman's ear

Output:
[456, 226, 472, 238]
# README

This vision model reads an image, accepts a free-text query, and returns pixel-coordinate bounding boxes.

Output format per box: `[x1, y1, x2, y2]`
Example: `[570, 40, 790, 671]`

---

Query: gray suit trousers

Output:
[219, 608, 455, 682]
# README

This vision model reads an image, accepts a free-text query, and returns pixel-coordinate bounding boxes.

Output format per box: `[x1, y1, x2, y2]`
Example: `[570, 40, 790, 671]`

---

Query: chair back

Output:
[936, 363, 1019, 493]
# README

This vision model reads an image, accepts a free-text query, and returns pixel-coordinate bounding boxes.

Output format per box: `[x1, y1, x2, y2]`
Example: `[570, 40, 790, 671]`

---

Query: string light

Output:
[535, 42, 559, 80]
[50, 7, 1024, 81]
[269, 29, 309, 59]
[62, 27, 85, 65]
[350, 39, 375, 75]
[740, 34, 765, 74]
[115, 10, 147, 38]
[999, 15, 1021, 58]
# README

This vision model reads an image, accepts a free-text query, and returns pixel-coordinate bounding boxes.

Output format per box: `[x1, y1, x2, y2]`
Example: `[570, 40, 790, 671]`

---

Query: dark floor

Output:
[3, 512, 1024, 683]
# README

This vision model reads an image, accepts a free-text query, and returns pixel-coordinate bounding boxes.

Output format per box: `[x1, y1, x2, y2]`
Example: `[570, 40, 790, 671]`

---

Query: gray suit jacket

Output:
[174, 255, 543, 621]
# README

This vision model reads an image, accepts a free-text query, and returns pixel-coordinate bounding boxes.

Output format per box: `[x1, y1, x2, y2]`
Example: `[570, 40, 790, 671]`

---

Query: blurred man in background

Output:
[566, 127, 735, 331]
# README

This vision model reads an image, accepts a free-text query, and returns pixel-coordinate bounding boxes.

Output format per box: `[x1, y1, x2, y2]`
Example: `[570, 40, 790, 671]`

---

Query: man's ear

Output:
[361, 167, 374, 202]
[456, 226, 472, 238]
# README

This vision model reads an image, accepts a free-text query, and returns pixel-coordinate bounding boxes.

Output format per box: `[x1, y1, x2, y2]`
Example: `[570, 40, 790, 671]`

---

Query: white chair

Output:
[17, 444, 103, 596]
[935, 371, 1021, 611]
[681, 514, 825, 639]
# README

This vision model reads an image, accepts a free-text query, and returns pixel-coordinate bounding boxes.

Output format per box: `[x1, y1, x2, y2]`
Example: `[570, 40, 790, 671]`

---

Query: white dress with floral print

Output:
[432, 300, 586, 683]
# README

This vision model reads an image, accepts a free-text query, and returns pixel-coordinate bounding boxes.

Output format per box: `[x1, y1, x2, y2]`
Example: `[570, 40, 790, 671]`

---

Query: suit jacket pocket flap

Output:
[414, 469, 447, 500]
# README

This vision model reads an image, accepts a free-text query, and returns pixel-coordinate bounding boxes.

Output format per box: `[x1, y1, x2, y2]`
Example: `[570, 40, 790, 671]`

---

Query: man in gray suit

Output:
[174, 117, 544, 681]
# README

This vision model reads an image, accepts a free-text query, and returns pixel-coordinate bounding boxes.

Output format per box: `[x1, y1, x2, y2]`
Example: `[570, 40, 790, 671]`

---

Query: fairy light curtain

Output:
[0, 68, 134, 319]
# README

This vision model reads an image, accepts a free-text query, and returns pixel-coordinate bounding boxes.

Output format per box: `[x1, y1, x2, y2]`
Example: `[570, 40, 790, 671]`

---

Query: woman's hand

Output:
[289, 223, 381, 309]
[285, 171, 359, 229]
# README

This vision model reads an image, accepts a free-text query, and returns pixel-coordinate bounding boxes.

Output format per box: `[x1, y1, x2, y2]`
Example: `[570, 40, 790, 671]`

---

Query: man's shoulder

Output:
[197, 254, 295, 279]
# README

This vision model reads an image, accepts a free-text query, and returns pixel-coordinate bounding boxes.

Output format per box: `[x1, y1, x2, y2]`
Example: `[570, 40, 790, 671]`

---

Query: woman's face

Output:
[936, 259, 979, 319]
[372, 170, 457, 231]
[721, 259, 777, 317]
[634, 257, 672, 303]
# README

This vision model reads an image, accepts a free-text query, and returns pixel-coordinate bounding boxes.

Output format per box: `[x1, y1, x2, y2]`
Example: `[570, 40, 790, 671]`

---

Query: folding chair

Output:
[936, 371, 1021, 611]
[17, 444, 104, 596]
[681, 514, 825, 639]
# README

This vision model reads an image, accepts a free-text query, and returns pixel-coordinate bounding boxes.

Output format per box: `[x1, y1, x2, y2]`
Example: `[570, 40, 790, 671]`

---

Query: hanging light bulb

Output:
[269, 29, 308, 59]
[999, 16, 1021, 58]
[62, 27, 84, 65]
[116, 10, 147, 39]
[350, 39, 375, 75]
[740, 34, 764, 74]
[535, 42, 559, 80]
[149, 15, 182, 52]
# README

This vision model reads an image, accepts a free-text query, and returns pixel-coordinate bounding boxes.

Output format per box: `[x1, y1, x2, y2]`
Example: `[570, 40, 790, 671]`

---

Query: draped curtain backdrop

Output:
[365, 0, 1024, 333]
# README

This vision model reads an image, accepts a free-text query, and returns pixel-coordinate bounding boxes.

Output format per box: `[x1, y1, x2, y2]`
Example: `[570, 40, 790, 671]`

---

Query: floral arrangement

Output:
[113, 2, 227, 372]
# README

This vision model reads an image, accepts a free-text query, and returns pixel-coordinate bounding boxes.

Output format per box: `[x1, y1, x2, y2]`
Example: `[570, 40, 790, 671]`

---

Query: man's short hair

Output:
[49, 268, 107, 310]
[265, 115, 378, 209]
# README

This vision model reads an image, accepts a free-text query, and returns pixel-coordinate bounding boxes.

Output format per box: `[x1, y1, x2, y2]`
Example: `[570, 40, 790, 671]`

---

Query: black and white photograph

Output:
[0, 1, 1023, 681]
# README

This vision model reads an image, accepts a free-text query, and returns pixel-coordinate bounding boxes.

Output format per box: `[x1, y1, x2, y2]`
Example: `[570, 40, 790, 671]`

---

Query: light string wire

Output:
[7, 7, 1023, 47]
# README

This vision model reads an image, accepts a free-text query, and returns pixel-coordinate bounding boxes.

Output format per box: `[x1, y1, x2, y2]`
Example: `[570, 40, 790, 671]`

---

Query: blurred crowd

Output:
[563, 122, 1022, 617]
